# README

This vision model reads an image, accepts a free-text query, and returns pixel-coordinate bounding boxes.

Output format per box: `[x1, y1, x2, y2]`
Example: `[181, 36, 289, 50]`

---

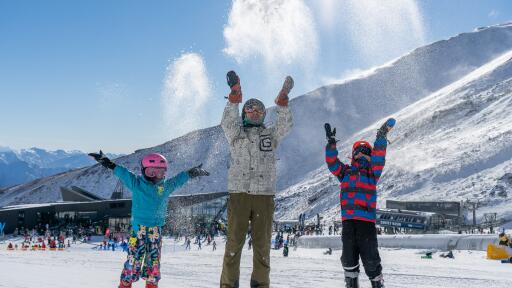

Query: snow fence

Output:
[297, 234, 499, 251]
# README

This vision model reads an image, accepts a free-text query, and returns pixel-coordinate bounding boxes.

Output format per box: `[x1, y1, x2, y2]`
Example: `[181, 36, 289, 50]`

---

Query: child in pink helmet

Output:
[89, 151, 209, 288]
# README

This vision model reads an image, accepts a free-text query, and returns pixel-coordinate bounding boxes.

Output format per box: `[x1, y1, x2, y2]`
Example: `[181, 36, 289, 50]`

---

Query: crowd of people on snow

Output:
[6, 227, 83, 251]
[180, 232, 219, 251]
[96, 233, 129, 252]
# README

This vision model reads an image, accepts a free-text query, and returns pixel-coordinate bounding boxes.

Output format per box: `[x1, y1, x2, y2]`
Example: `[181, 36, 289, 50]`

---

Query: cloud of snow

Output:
[223, 0, 318, 69]
[162, 53, 212, 138]
[314, 0, 426, 65]
[321, 68, 372, 85]
[313, 0, 339, 32]
[319, 56, 400, 85]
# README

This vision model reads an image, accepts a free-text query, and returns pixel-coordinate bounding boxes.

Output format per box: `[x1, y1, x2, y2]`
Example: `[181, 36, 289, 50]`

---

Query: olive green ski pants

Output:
[220, 193, 275, 288]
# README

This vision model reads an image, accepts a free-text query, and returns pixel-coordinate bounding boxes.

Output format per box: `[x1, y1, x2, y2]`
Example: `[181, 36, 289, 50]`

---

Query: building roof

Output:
[60, 186, 104, 202]
[0, 190, 229, 212]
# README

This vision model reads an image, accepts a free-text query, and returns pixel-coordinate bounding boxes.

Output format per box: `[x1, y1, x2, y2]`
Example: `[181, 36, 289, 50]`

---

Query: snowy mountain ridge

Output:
[0, 147, 122, 189]
[1, 24, 512, 220]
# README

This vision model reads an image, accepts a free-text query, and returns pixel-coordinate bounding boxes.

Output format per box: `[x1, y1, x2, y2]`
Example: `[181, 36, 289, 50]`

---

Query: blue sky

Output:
[0, 0, 510, 154]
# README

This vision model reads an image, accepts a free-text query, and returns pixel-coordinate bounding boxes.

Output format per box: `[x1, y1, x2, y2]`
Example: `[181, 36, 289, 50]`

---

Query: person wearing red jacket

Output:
[324, 118, 396, 288]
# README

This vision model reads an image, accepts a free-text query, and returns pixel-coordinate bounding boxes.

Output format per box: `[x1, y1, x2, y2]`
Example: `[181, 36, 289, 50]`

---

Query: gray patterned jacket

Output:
[221, 102, 293, 195]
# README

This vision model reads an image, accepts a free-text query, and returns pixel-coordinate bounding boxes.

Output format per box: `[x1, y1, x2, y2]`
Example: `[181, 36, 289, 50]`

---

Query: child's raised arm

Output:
[324, 123, 348, 182]
[371, 118, 396, 183]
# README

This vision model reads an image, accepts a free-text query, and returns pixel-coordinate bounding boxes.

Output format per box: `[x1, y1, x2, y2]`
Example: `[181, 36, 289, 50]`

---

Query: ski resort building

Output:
[376, 200, 466, 233]
[0, 185, 228, 235]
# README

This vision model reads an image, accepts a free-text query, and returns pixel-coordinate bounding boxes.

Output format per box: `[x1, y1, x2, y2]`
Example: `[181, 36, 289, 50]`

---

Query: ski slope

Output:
[0, 237, 510, 288]
[276, 47, 512, 225]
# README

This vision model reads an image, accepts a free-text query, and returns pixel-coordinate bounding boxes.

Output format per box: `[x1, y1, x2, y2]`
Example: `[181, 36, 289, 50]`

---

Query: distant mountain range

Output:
[0, 147, 122, 188]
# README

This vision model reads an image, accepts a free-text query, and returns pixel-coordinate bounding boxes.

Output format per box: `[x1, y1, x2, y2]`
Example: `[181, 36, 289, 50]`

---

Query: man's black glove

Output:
[187, 163, 210, 178]
[324, 123, 337, 145]
[226, 70, 242, 103]
[226, 70, 239, 88]
[88, 150, 116, 170]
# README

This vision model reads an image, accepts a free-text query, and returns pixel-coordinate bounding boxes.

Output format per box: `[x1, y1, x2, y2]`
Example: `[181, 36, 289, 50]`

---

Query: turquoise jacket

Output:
[113, 165, 189, 231]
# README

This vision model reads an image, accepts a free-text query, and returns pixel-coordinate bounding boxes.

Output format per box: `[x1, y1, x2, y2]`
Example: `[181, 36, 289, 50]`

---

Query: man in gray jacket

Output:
[220, 71, 293, 288]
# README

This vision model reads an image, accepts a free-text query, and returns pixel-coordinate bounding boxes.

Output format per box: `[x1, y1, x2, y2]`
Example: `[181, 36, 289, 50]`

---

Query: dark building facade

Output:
[0, 185, 228, 235]
[0, 199, 132, 234]
[377, 200, 465, 233]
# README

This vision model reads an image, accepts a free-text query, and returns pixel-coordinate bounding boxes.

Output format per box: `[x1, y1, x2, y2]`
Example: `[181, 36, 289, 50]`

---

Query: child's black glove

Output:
[188, 163, 210, 178]
[324, 123, 337, 145]
[88, 150, 116, 170]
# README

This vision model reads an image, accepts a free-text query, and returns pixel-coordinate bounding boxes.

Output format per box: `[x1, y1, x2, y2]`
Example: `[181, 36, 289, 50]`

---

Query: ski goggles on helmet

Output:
[353, 145, 372, 157]
[144, 167, 166, 179]
[352, 141, 372, 157]
[243, 105, 265, 114]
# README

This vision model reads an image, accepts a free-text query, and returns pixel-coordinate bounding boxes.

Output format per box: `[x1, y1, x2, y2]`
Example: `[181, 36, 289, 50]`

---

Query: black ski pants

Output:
[341, 219, 382, 280]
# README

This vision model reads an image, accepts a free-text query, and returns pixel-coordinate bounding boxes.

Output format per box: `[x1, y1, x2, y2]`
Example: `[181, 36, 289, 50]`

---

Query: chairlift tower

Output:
[483, 212, 498, 233]
[463, 199, 480, 227]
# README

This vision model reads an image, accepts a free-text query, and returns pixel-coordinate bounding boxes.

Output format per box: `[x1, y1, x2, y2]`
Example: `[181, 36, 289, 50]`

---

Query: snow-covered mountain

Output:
[277, 23, 512, 189]
[276, 46, 512, 224]
[0, 147, 121, 189]
[0, 128, 230, 205]
[1, 24, 512, 217]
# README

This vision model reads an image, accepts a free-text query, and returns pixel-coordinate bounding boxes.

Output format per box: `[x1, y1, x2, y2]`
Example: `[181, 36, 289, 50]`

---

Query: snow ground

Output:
[0, 237, 510, 288]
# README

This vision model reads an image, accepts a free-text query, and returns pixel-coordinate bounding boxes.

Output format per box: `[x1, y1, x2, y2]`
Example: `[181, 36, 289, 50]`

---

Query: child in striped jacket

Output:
[324, 118, 396, 288]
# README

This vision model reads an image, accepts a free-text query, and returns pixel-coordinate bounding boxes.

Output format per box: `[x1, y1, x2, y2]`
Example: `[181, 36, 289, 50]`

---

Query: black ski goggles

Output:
[353, 145, 372, 157]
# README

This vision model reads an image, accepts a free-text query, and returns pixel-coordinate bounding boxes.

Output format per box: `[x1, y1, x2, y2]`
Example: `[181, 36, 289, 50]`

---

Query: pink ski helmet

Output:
[141, 153, 168, 170]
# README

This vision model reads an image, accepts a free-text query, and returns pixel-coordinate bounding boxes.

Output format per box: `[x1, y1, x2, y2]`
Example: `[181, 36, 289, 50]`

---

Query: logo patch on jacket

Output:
[156, 185, 164, 195]
[259, 135, 272, 151]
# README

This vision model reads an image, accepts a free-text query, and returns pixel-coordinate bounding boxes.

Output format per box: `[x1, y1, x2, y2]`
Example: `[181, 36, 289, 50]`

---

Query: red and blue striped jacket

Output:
[325, 136, 387, 223]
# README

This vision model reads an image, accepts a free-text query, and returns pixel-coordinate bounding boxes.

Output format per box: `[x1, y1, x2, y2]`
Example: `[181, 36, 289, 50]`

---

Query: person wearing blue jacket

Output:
[89, 151, 209, 288]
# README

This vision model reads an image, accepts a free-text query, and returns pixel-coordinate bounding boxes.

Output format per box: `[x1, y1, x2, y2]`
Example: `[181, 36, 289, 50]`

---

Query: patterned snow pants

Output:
[120, 225, 162, 285]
